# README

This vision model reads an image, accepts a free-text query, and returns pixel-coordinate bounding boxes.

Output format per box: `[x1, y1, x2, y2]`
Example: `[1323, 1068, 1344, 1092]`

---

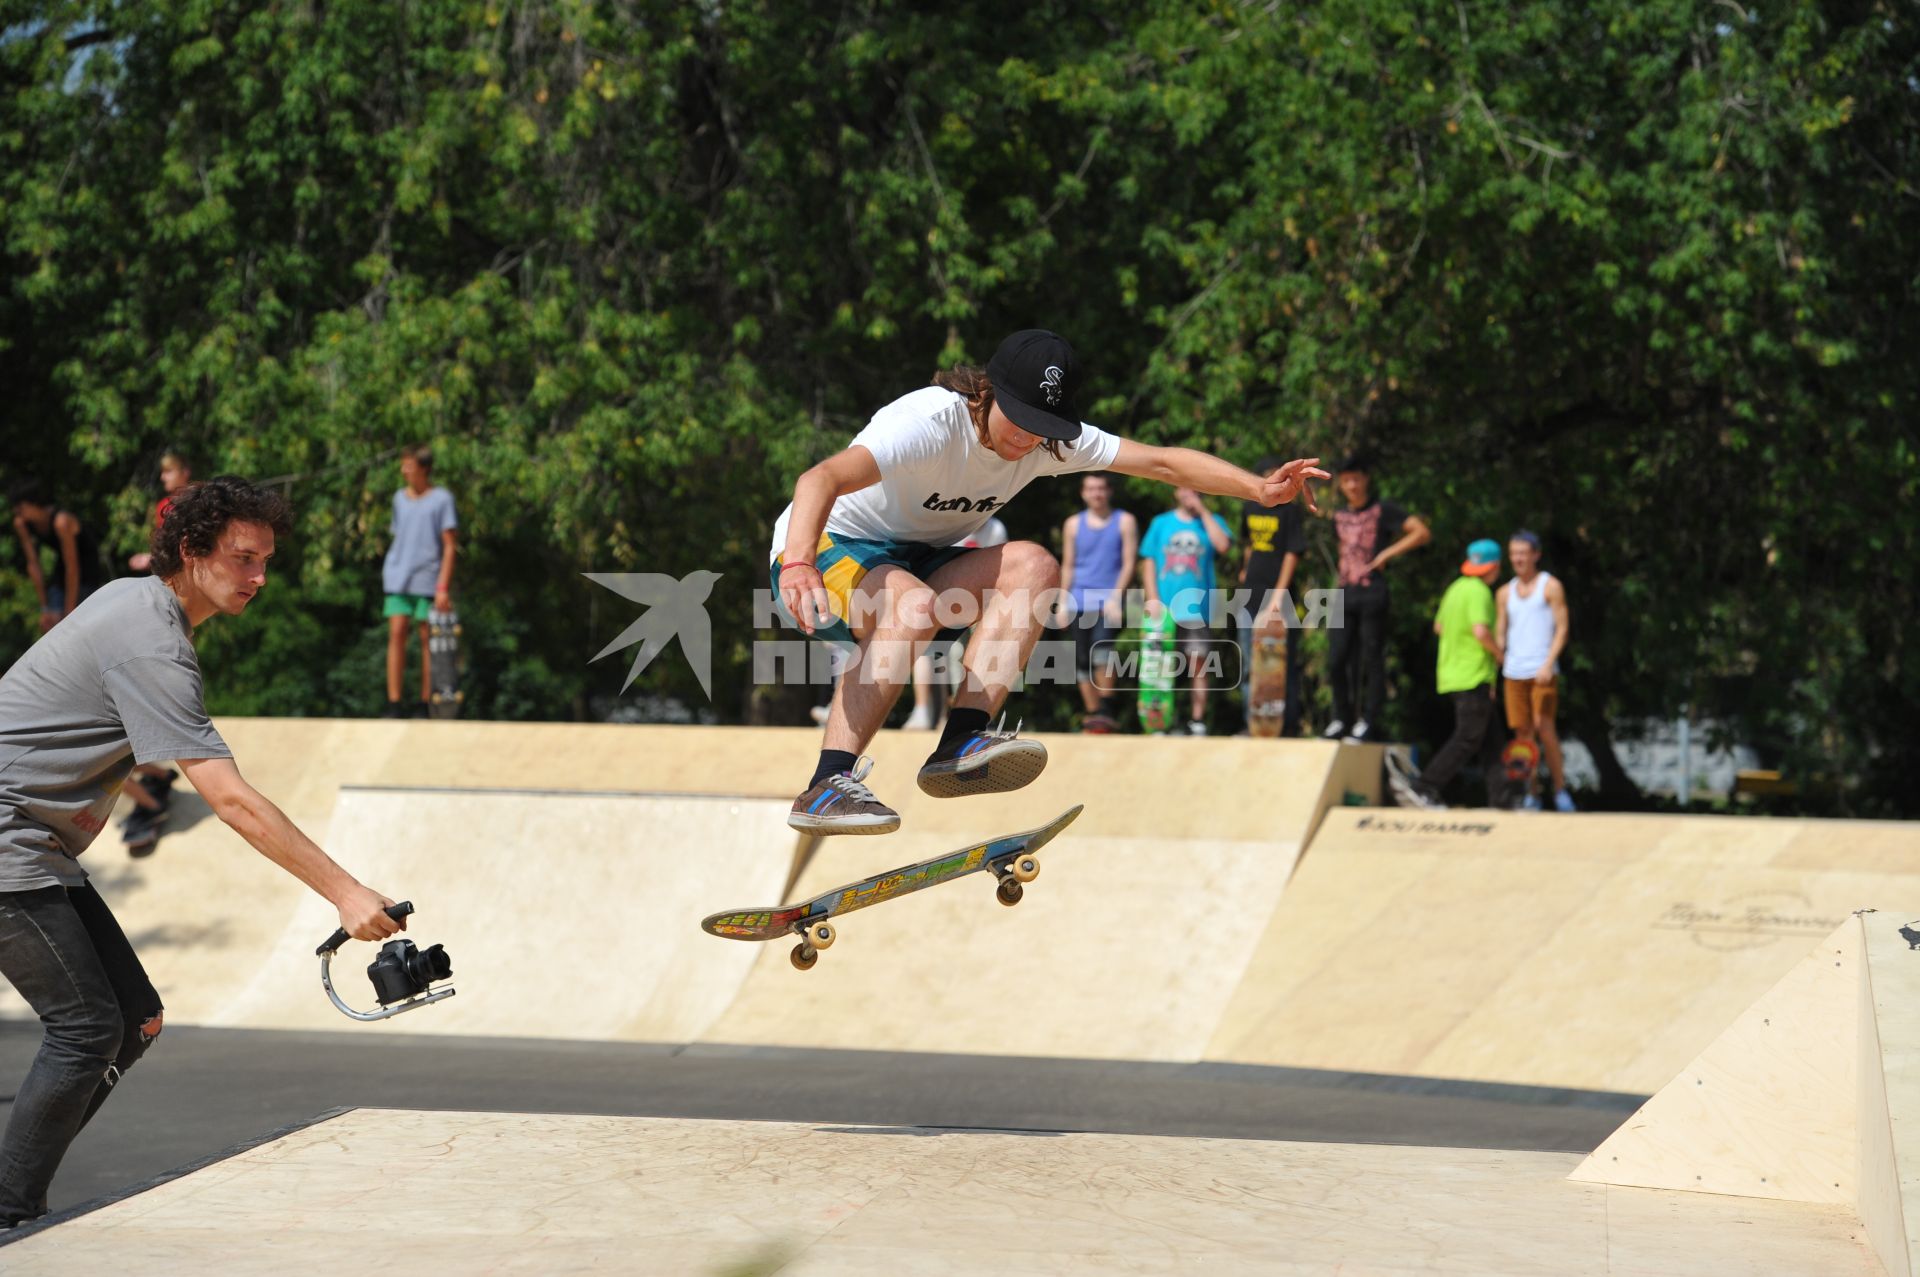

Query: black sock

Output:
[809, 750, 858, 789]
[1098, 695, 1118, 718]
[936, 708, 991, 756]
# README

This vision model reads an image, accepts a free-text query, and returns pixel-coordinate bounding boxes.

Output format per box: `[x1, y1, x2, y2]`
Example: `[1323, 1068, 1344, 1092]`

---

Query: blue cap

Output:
[1461, 539, 1501, 576]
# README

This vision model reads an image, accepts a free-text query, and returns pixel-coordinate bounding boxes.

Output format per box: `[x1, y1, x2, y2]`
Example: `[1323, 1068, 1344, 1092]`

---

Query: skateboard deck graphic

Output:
[1247, 629, 1288, 738]
[1497, 738, 1539, 809]
[702, 805, 1082, 970]
[428, 607, 464, 720]
[1136, 611, 1176, 734]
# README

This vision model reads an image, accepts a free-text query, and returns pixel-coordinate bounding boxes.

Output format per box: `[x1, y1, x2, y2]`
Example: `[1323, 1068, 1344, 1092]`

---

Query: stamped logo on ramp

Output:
[1653, 891, 1845, 952]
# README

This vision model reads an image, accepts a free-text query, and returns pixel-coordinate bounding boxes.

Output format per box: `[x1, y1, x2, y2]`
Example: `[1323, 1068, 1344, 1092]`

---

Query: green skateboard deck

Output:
[1136, 610, 1177, 734]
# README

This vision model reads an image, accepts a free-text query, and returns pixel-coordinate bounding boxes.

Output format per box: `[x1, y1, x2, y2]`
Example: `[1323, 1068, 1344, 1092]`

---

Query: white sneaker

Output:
[1185, 719, 1209, 736]
[1343, 718, 1370, 744]
[808, 704, 830, 726]
[1321, 720, 1348, 740]
[902, 704, 936, 731]
[1389, 770, 1447, 810]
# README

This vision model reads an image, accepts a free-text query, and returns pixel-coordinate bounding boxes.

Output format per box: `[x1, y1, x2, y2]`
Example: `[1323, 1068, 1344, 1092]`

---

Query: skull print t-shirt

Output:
[1140, 508, 1233, 627]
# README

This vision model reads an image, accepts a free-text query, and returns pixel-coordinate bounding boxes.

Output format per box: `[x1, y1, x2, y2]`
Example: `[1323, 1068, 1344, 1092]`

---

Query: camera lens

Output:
[407, 943, 452, 986]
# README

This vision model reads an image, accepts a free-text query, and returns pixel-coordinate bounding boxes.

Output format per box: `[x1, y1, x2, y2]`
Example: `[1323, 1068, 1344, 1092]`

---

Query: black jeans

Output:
[0, 884, 163, 1225]
[1420, 684, 1504, 804]
[1327, 587, 1389, 728]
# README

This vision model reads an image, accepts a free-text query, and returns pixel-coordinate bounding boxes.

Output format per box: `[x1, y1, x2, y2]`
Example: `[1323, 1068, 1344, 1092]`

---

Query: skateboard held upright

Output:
[428, 606, 463, 720]
[1246, 627, 1288, 738]
[1136, 609, 1176, 735]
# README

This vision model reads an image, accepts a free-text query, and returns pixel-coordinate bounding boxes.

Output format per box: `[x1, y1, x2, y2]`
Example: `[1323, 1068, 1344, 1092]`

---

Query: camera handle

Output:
[315, 901, 457, 1023]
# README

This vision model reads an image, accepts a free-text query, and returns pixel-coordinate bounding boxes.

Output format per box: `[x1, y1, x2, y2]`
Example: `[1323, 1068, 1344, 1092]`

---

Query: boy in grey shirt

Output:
[381, 445, 458, 716]
[0, 476, 402, 1228]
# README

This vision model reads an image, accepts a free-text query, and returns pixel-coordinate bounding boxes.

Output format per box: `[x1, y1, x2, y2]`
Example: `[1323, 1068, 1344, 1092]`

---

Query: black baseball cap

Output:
[986, 329, 1084, 441]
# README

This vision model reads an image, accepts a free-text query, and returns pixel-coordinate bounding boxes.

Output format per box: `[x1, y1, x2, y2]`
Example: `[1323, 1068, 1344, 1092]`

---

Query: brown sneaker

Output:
[788, 756, 900, 835]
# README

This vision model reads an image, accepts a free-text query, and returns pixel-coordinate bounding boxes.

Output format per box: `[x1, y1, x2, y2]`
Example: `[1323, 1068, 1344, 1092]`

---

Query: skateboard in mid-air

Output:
[428, 606, 463, 720]
[702, 805, 1083, 970]
[1246, 627, 1288, 738]
[1135, 609, 1176, 734]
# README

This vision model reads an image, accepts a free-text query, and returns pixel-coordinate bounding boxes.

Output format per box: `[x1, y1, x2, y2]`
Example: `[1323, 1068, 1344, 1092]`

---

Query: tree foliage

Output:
[2, 1, 1914, 813]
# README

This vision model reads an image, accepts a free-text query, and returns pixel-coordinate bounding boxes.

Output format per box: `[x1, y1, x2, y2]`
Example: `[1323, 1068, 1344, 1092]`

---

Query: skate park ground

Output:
[2, 721, 1917, 1273]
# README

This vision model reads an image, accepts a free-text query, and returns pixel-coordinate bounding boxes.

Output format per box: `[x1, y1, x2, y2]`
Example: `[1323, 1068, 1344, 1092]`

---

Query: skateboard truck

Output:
[315, 901, 456, 1022]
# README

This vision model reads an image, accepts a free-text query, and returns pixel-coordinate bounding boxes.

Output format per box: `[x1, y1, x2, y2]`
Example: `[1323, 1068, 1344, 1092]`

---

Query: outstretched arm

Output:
[778, 446, 883, 635]
[179, 756, 402, 942]
[1110, 440, 1325, 512]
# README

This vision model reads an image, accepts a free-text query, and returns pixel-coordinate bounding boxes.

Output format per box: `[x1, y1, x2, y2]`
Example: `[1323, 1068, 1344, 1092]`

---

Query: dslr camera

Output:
[366, 937, 453, 1006]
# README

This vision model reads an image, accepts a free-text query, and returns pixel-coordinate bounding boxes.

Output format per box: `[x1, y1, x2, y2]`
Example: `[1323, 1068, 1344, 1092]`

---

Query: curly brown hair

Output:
[149, 476, 292, 578]
[931, 365, 1069, 463]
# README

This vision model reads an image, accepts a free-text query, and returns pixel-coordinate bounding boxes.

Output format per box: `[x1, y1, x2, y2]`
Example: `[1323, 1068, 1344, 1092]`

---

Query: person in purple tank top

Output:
[1058, 473, 1137, 731]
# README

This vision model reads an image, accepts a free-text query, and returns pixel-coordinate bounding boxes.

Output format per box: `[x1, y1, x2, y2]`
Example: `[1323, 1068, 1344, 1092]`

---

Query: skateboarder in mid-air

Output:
[772, 328, 1325, 834]
[0, 476, 404, 1230]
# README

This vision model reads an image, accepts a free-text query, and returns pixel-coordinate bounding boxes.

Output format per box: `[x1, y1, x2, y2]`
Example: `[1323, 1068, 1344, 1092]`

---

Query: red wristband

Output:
[779, 561, 818, 575]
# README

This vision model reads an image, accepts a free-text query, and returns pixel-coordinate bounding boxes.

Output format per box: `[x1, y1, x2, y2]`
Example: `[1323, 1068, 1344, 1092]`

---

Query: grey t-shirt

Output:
[381, 486, 458, 596]
[0, 576, 231, 890]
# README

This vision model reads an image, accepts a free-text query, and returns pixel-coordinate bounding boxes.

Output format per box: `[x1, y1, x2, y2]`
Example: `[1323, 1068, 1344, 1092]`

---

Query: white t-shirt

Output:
[770, 386, 1122, 560]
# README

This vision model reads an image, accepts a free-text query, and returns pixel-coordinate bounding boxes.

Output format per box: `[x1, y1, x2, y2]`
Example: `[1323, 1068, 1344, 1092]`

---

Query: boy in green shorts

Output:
[381, 446, 458, 717]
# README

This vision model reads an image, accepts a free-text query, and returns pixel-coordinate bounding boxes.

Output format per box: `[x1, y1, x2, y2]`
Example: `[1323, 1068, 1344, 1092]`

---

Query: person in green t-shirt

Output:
[1385, 539, 1504, 809]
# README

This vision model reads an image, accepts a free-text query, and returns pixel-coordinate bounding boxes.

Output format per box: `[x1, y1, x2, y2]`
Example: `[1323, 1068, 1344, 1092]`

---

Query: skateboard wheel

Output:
[1010, 855, 1040, 884]
[805, 922, 835, 950]
[996, 879, 1024, 907]
[790, 943, 819, 971]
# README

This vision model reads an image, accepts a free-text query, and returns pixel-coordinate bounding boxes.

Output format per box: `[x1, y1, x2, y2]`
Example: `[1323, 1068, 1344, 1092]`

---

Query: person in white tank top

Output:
[1495, 530, 1574, 810]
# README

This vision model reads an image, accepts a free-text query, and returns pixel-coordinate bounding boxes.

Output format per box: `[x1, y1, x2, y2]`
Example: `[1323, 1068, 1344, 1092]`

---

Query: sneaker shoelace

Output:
[972, 713, 1023, 745]
[826, 755, 881, 805]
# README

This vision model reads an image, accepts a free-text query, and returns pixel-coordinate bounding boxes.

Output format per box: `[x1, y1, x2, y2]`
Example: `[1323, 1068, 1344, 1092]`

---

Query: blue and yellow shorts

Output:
[770, 532, 976, 649]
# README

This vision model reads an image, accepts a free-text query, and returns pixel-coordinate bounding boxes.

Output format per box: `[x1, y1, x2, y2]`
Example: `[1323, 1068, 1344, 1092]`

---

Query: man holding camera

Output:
[0, 476, 401, 1229]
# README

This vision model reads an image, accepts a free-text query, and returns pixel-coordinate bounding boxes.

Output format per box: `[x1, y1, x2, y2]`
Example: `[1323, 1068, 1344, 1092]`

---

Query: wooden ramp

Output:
[1, 721, 1375, 1051]
[1573, 908, 1920, 1277]
[0, 1109, 1877, 1275]
[1205, 808, 1920, 1094]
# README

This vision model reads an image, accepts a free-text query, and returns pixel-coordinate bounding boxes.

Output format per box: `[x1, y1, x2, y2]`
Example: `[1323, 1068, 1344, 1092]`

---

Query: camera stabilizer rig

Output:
[315, 901, 455, 1022]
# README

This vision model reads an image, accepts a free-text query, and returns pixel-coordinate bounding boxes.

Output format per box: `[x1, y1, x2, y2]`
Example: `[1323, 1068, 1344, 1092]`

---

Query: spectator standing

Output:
[9, 479, 106, 634]
[1238, 455, 1308, 736]
[1388, 540, 1504, 809]
[127, 448, 194, 575]
[1139, 488, 1232, 735]
[118, 450, 201, 852]
[380, 447, 458, 718]
[1323, 457, 1430, 743]
[1058, 474, 1136, 732]
[1497, 530, 1575, 811]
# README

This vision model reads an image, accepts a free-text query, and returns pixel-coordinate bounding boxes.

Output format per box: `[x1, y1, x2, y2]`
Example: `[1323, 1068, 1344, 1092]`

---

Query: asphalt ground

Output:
[0, 1021, 1642, 1220]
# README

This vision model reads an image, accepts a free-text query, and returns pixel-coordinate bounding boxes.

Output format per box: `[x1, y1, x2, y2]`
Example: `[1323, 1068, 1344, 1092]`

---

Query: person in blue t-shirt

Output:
[380, 446, 458, 717]
[1139, 488, 1233, 734]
